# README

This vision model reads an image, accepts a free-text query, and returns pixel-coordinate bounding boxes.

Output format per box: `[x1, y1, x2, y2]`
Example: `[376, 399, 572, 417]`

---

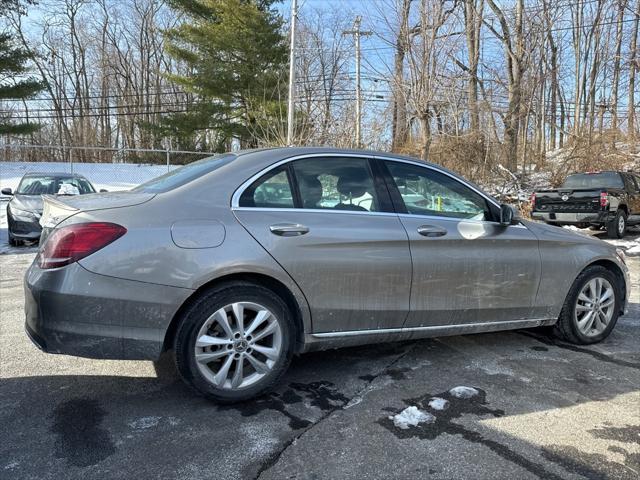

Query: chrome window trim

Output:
[231, 152, 378, 209]
[230, 152, 520, 227]
[232, 206, 399, 218]
[396, 212, 528, 229]
[231, 207, 526, 228]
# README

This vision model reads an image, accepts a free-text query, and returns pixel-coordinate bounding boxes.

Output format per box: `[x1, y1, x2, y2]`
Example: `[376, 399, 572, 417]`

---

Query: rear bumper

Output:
[531, 211, 612, 225]
[24, 261, 192, 360]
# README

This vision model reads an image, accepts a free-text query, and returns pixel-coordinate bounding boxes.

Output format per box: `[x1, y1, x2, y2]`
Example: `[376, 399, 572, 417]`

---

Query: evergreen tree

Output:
[1, 0, 44, 135]
[161, 0, 287, 150]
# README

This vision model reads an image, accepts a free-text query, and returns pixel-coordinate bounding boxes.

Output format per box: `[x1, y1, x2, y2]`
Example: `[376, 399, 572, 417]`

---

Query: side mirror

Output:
[1, 188, 13, 196]
[100, 189, 108, 193]
[499, 204, 517, 226]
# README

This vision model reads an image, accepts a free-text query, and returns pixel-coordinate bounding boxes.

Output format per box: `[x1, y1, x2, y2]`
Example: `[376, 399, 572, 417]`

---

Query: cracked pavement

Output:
[1, 251, 639, 480]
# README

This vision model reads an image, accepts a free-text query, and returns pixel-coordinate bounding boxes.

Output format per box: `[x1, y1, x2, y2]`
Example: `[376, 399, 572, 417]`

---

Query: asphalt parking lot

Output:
[1, 248, 639, 480]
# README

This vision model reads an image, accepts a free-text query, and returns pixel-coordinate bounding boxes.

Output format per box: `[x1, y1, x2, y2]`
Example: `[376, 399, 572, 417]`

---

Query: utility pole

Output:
[343, 16, 372, 148]
[286, 0, 298, 146]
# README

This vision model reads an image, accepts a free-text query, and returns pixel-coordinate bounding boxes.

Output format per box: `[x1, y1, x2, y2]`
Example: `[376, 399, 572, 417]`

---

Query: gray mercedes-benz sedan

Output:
[24, 148, 630, 403]
[2, 172, 97, 245]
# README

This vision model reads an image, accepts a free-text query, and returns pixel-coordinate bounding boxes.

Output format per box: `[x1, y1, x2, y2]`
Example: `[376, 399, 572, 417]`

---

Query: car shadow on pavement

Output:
[2, 325, 639, 480]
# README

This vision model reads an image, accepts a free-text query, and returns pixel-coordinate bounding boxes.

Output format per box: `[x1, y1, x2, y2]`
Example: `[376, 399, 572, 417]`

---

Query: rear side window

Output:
[291, 157, 380, 212]
[239, 166, 294, 208]
[238, 157, 382, 212]
[561, 172, 624, 189]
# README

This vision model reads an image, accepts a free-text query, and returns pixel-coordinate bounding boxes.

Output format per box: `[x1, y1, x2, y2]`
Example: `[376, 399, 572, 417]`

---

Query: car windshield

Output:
[16, 176, 96, 195]
[133, 154, 236, 193]
[562, 172, 624, 189]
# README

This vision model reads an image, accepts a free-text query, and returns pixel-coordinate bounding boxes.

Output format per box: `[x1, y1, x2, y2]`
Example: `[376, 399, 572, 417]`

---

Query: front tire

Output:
[606, 210, 626, 238]
[553, 265, 621, 345]
[174, 282, 295, 403]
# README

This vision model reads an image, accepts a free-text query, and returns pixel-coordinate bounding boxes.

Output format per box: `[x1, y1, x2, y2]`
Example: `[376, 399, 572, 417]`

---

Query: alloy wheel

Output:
[618, 216, 625, 235]
[194, 302, 283, 389]
[574, 277, 615, 337]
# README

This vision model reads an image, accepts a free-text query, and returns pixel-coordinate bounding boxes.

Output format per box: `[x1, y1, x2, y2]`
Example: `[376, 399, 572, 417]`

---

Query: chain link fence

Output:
[0, 144, 217, 192]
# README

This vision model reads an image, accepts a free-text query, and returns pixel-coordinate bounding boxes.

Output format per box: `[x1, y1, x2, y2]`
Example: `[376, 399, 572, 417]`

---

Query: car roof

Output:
[234, 146, 480, 188]
[234, 146, 441, 170]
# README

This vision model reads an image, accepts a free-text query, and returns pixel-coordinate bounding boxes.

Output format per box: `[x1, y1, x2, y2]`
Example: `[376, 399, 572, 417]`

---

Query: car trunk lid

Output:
[39, 192, 155, 242]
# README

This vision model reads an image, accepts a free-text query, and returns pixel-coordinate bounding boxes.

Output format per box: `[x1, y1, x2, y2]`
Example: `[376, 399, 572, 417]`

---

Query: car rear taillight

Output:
[599, 191, 609, 208]
[38, 222, 126, 269]
[530, 192, 536, 207]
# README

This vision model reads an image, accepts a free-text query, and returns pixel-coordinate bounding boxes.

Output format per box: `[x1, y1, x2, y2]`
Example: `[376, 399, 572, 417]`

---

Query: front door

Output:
[380, 159, 542, 328]
[233, 155, 412, 333]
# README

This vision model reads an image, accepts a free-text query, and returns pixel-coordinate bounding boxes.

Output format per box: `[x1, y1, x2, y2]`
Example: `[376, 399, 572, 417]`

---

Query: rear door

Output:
[232, 155, 412, 333]
[379, 158, 543, 328]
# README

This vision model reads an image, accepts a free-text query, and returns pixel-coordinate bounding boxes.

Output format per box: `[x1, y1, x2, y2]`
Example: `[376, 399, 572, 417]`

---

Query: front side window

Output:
[291, 157, 380, 212]
[385, 161, 489, 220]
[239, 166, 294, 208]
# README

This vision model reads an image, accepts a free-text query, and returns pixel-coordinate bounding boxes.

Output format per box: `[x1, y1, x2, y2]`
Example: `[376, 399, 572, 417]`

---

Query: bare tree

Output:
[391, 0, 412, 151]
[629, 0, 640, 138]
[485, 0, 526, 170]
[404, 0, 458, 161]
[463, 0, 482, 135]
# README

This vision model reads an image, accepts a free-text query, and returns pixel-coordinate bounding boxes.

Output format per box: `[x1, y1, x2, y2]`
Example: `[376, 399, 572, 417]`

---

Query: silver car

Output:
[24, 148, 631, 403]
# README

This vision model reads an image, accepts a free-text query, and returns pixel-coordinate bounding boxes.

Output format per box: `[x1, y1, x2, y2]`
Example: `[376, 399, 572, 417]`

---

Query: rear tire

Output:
[553, 265, 621, 345]
[606, 210, 626, 238]
[174, 282, 295, 403]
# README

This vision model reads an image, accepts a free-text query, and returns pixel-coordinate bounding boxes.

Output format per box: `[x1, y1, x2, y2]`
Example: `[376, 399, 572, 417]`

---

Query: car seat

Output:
[335, 170, 369, 211]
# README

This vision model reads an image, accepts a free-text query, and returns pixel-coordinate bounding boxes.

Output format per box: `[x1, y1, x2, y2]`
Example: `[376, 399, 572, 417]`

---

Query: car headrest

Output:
[299, 175, 323, 208]
[336, 169, 368, 199]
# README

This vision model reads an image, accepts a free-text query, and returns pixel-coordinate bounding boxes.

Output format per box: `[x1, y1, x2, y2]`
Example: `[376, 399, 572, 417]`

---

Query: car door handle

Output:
[269, 223, 310, 236]
[417, 225, 447, 237]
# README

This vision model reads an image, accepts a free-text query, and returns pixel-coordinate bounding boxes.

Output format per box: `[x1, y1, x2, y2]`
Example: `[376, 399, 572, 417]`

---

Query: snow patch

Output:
[3, 461, 19, 470]
[128, 416, 161, 429]
[389, 406, 435, 429]
[605, 233, 640, 257]
[428, 397, 449, 411]
[240, 422, 280, 458]
[449, 386, 479, 399]
[466, 360, 515, 377]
